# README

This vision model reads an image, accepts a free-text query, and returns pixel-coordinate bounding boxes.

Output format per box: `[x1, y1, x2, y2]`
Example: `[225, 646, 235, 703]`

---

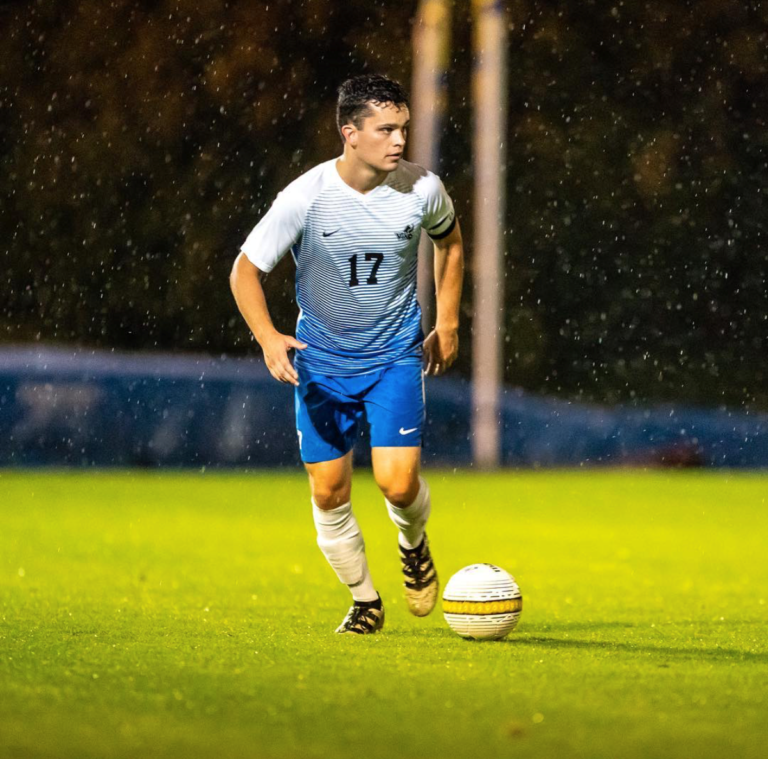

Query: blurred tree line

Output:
[2, 0, 767, 409]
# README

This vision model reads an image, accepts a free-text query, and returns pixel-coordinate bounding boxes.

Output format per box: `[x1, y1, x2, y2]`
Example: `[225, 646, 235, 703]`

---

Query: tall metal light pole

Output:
[410, 0, 452, 330]
[471, 0, 507, 468]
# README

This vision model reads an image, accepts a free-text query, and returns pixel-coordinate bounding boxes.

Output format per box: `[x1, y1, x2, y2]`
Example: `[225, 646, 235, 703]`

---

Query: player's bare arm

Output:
[229, 252, 306, 386]
[424, 220, 464, 376]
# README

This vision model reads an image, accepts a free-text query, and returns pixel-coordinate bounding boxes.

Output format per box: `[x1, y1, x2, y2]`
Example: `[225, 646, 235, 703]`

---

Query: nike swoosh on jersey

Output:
[399, 427, 418, 435]
[322, 229, 340, 237]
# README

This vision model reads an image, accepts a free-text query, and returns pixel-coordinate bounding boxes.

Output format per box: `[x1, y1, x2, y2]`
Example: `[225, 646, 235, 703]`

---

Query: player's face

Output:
[352, 102, 410, 172]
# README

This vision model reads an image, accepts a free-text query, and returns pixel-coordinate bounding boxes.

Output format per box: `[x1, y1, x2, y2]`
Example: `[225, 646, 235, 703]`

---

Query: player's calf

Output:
[385, 477, 439, 616]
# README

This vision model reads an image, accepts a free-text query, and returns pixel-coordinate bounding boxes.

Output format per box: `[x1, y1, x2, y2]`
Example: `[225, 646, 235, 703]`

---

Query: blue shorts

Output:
[295, 362, 425, 463]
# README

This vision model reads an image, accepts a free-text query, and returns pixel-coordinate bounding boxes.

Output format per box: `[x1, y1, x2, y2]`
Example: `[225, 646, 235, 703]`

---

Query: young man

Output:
[230, 74, 464, 634]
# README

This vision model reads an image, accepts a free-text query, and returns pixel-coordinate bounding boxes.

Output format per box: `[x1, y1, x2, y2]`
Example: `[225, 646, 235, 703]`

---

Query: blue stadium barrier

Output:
[1, 347, 767, 468]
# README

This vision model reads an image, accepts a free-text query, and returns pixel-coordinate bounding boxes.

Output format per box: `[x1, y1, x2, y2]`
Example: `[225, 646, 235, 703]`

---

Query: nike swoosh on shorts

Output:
[399, 427, 418, 435]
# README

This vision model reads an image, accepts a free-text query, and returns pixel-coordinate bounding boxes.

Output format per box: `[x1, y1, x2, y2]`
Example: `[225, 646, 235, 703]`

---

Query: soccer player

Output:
[230, 74, 464, 634]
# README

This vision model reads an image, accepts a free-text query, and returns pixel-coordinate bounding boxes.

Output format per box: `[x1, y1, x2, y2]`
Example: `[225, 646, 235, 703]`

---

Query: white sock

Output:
[312, 500, 378, 603]
[385, 477, 431, 550]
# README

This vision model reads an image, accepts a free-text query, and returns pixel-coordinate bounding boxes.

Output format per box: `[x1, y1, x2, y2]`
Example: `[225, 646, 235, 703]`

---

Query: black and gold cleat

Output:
[400, 535, 439, 617]
[335, 595, 385, 635]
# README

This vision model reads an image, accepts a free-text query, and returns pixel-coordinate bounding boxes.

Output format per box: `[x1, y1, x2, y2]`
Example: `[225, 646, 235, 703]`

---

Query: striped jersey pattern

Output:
[241, 158, 456, 376]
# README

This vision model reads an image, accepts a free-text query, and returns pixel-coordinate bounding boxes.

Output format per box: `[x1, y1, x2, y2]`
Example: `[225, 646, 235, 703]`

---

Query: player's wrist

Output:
[255, 326, 282, 349]
[435, 320, 459, 333]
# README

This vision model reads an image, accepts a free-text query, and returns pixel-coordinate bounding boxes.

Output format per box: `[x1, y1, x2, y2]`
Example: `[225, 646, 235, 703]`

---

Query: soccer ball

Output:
[442, 563, 523, 640]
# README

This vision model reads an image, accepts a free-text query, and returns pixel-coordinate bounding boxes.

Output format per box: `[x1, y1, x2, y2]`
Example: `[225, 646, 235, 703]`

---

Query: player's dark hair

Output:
[336, 74, 410, 140]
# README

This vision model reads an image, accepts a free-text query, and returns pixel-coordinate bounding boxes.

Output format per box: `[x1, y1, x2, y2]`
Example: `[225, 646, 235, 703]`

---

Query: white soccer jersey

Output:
[241, 158, 456, 376]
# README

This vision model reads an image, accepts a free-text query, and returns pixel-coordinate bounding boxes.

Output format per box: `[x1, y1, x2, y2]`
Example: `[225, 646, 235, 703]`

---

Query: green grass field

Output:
[1, 470, 767, 759]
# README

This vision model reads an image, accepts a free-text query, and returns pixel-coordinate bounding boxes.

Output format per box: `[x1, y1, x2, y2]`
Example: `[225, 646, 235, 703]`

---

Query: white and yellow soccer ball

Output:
[442, 563, 523, 640]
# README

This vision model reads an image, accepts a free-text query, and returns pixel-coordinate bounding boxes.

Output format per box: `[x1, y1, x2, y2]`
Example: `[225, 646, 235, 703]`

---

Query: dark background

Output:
[2, 0, 767, 408]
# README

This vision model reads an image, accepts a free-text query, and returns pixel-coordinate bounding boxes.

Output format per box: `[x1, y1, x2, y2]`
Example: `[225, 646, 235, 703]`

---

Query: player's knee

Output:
[311, 481, 351, 510]
[378, 478, 419, 508]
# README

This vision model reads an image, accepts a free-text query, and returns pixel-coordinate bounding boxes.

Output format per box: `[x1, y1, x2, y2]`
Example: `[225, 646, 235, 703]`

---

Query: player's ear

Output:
[341, 123, 357, 147]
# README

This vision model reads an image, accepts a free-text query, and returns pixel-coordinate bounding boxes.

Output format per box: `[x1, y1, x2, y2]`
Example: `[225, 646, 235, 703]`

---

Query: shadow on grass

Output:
[506, 635, 768, 664]
[390, 625, 768, 664]
[530, 621, 637, 632]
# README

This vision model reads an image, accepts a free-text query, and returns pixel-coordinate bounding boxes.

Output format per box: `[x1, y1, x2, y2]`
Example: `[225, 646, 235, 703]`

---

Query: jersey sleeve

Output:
[422, 172, 457, 240]
[240, 189, 305, 272]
